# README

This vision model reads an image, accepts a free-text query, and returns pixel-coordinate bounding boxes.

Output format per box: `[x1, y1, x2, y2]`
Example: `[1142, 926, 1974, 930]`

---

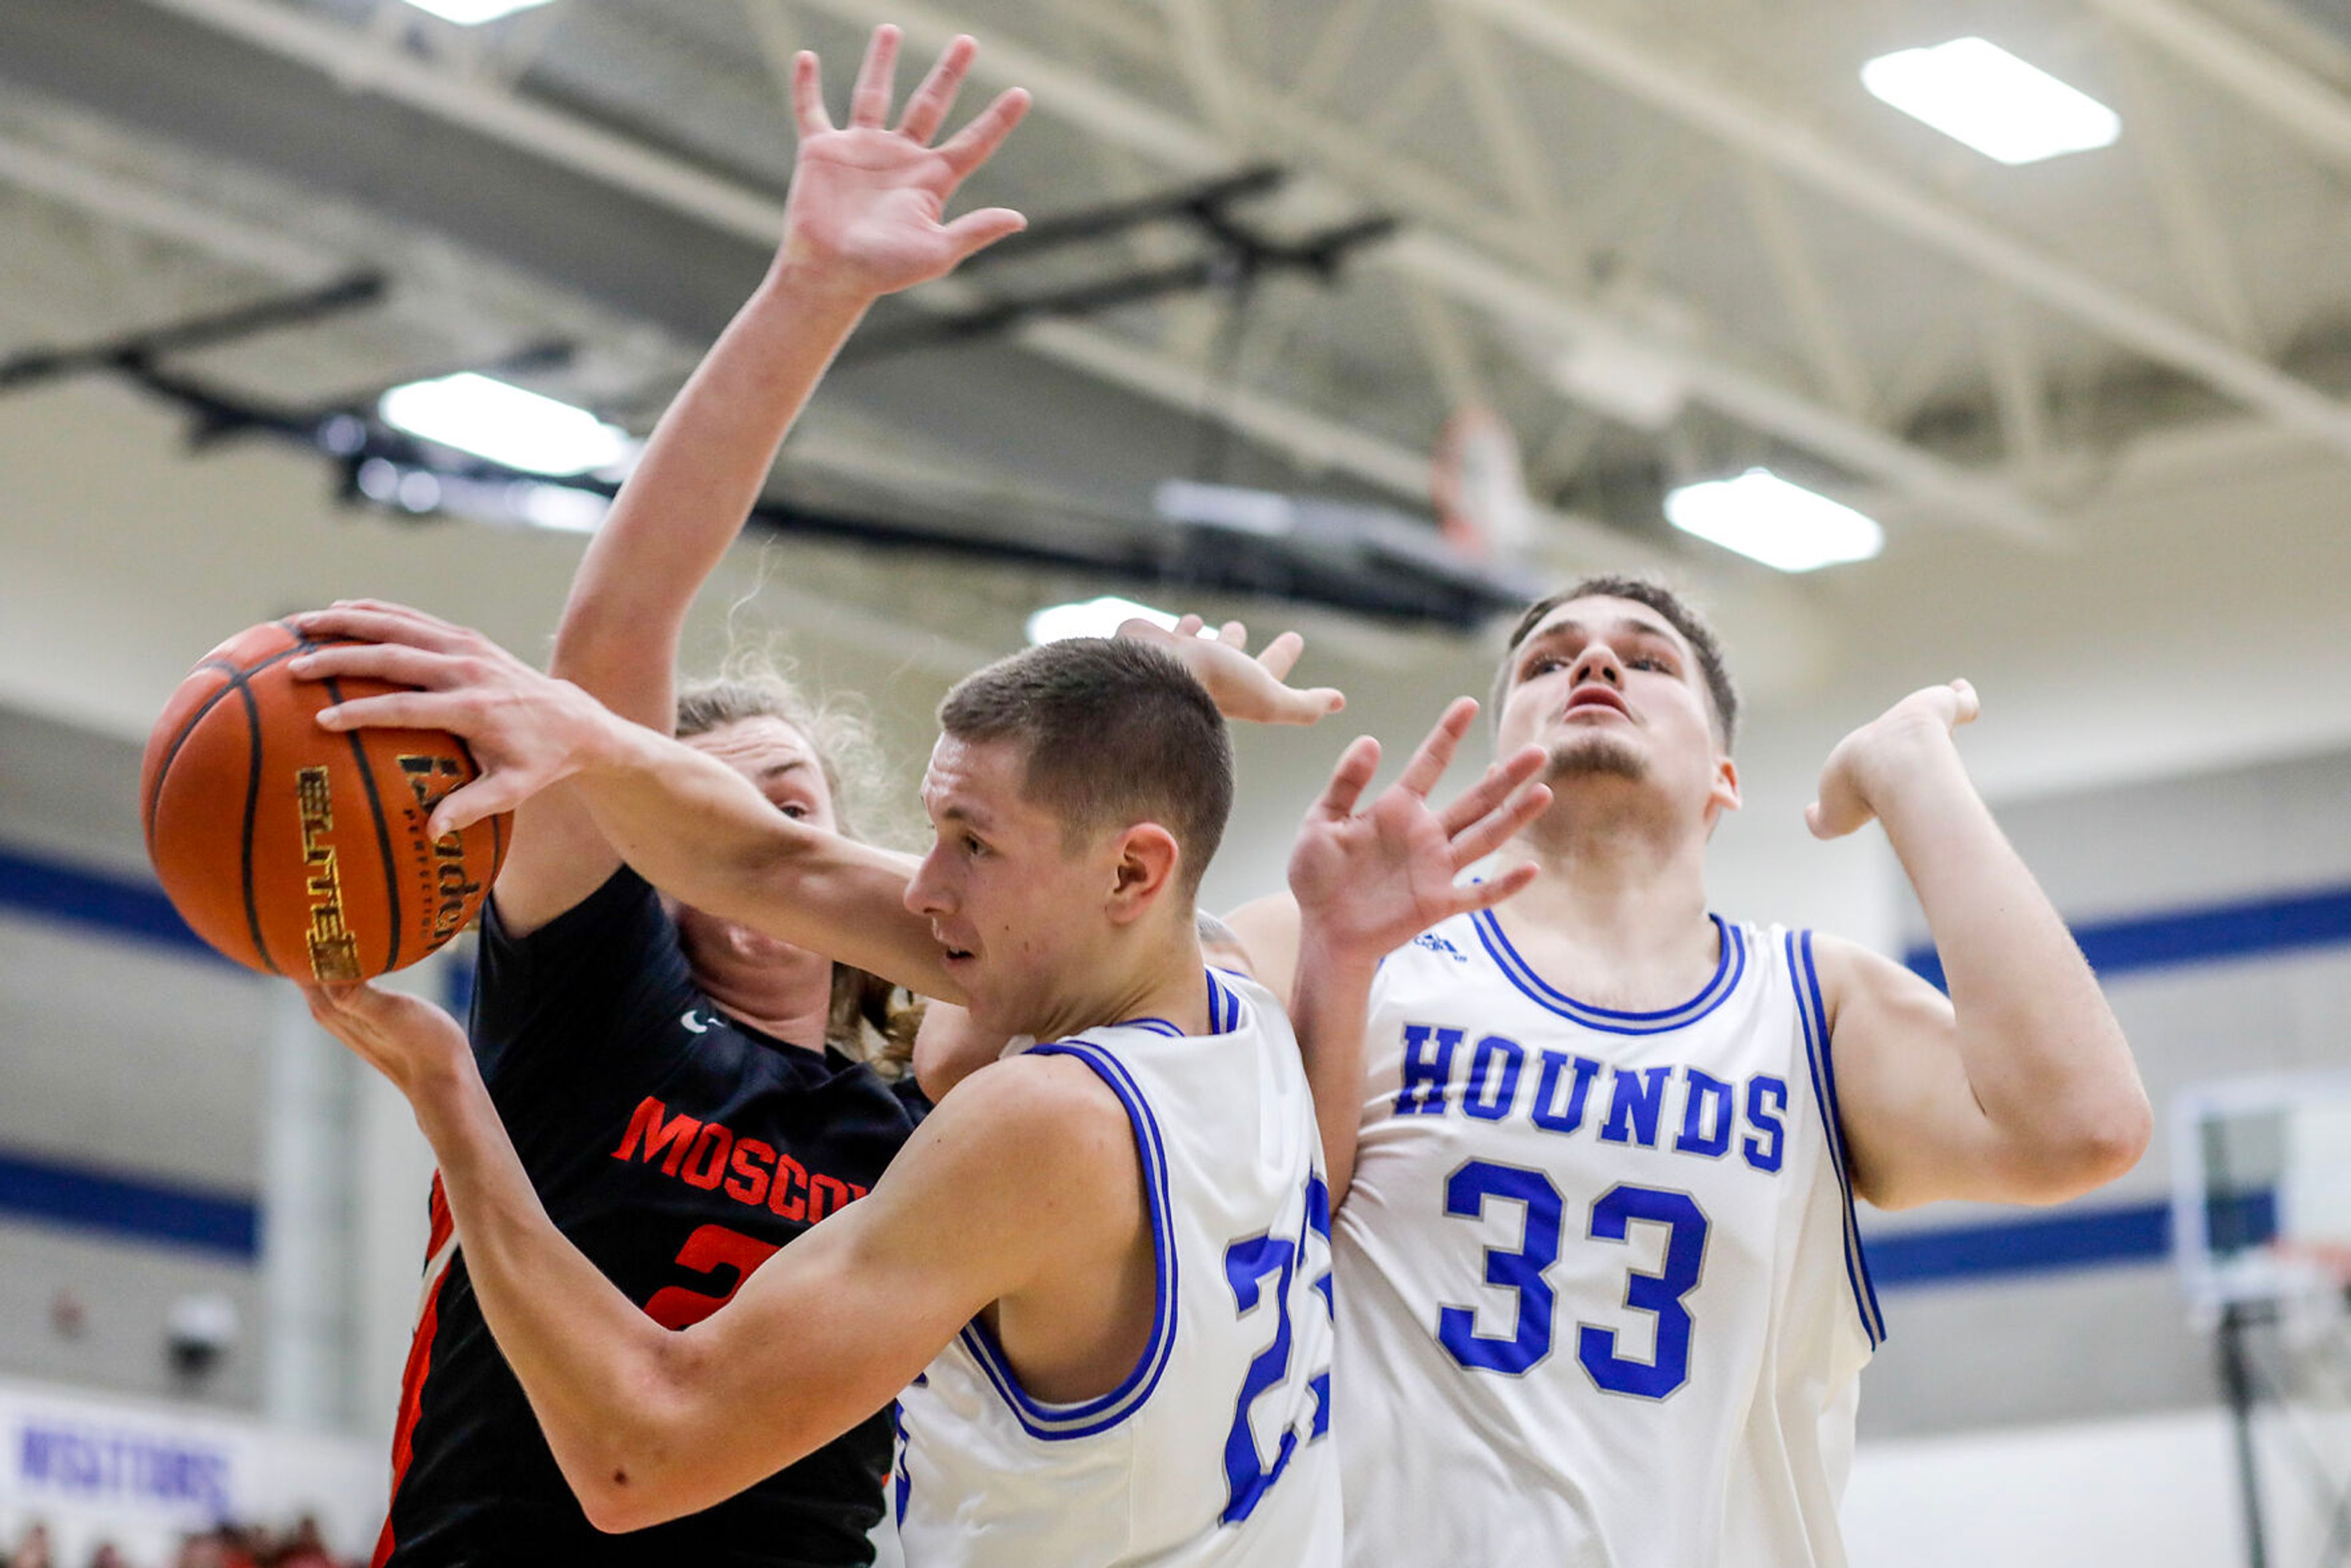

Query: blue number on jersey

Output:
[1577, 1184, 1709, 1399]
[1436, 1161, 1562, 1374]
[1220, 1174, 1335, 1523]
[1438, 1165, 1712, 1400]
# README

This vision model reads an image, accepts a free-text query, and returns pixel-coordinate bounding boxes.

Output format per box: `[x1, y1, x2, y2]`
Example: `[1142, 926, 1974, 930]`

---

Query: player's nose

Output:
[903, 849, 953, 918]
[1569, 643, 1624, 688]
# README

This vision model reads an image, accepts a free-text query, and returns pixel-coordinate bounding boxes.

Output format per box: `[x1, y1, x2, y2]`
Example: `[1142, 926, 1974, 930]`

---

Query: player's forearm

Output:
[402, 1054, 703, 1521]
[1288, 928, 1379, 1200]
[550, 266, 872, 710]
[574, 715, 963, 1001]
[1875, 741, 2148, 1192]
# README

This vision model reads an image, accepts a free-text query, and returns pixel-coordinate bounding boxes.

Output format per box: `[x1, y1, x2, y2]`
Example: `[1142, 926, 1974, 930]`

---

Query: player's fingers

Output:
[1448, 782, 1550, 870]
[1172, 614, 1206, 638]
[1270, 686, 1347, 726]
[896, 32, 974, 143]
[1394, 697, 1479, 799]
[1311, 735, 1381, 820]
[287, 642, 462, 689]
[323, 597, 466, 632]
[1217, 620, 1248, 649]
[1436, 743, 1547, 835]
[1449, 861, 1540, 917]
[1949, 678, 1980, 727]
[1254, 629, 1303, 681]
[937, 88, 1030, 179]
[849, 24, 901, 129]
[426, 776, 522, 841]
[792, 50, 833, 138]
[314, 689, 470, 735]
[293, 606, 471, 654]
[940, 207, 1028, 261]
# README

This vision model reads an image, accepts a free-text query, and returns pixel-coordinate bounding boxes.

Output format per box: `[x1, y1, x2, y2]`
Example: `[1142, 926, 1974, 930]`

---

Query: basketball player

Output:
[355, 30, 1033, 1564]
[291, 616, 1512, 1562]
[1227, 577, 2153, 1565]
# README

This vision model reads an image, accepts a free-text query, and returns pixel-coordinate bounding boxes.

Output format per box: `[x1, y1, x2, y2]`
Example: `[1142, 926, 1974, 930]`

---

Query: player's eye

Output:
[779, 803, 809, 820]
[964, 833, 987, 857]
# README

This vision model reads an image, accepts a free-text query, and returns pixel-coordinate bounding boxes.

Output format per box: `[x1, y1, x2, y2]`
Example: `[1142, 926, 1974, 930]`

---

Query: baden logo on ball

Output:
[140, 618, 511, 981]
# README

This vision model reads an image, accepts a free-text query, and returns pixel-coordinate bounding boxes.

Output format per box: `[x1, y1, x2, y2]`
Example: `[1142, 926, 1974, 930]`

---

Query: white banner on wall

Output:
[0, 1376, 382, 1564]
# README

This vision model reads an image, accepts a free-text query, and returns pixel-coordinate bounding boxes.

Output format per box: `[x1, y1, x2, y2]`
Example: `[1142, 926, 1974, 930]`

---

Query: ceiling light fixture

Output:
[378, 372, 630, 477]
[400, 0, 560, 24]
[1663, 468, 1884, 573]
[1026, 596, 1179, 646]
[1861, 37, 2120, 165]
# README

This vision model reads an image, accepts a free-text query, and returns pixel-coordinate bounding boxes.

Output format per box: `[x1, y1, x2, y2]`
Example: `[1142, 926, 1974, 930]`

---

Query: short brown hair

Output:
[1493, 575, 1739, 749]
[938, 638, 1232, 896]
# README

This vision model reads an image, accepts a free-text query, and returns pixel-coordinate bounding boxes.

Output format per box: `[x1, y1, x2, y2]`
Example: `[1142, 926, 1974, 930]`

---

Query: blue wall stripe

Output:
[0, 845, 224, 966]
[1866, 1202, 2168, 1286]
[1863, 1192, 2273, 1289]
[0, 1149, 258, 1261]
[1908, 882, 2351, 989]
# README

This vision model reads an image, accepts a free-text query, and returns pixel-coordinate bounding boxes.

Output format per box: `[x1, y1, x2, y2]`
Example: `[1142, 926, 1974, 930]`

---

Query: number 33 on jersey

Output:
[1337, 915, 1885, 1567]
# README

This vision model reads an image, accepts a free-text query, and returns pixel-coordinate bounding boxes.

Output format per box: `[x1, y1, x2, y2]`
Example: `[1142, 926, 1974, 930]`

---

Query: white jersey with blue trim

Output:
[894, 968, 1341, 1568]
[1335, 913, 1881, 1567]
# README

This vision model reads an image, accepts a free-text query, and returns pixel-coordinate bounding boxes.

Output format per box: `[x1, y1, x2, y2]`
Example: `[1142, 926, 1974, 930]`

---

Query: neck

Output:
[694, 947, 838, 1051]
[1028, 921, 1208, 1045]
[1493, 789, 1714, 960]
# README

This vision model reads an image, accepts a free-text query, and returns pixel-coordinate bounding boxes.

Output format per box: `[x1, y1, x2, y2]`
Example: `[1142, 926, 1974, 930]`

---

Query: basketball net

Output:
[1432, 406, 1535, 566]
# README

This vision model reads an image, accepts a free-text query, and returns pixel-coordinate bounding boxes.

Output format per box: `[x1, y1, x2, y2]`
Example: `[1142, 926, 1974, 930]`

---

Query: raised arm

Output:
[302, 981, 1125, 1531]
[293, 604, 961, 999]
[494, 24, 1030, 935]
[1277, 700, 1548, 1197]
[1807, 681, 2151, 1210]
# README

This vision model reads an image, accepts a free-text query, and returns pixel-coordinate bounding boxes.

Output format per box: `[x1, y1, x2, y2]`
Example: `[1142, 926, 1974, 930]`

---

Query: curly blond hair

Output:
[675, 650, 923, 1078]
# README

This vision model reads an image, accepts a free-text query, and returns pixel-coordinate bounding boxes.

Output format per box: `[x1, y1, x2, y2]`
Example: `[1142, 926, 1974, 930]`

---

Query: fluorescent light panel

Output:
[1663, 469, 1883, 574]
[1026, 596, 1178, 647]
[1861, 37, 2120, 165]
[378, 372, 629, 477]
[402, 0, 558, 24]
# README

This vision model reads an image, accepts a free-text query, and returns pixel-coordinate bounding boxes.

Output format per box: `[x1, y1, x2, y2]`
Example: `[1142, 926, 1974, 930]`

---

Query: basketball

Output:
[137, 619, 509, 981]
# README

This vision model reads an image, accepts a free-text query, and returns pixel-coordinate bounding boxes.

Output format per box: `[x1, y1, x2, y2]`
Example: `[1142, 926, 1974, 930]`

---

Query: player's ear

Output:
[1707, 755, 1741, 828]
[1106, 823, 1180, 923]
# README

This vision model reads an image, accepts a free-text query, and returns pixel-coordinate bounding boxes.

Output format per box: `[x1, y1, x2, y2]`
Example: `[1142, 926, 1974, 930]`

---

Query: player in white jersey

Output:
[1231, 576, 2154, 1565]
[293, 620, 1368, 1566]
[896, 965, 1335, 1564]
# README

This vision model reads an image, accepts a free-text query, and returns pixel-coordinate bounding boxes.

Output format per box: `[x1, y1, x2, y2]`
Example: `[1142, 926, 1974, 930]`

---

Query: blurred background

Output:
[1, 0, 2349, 1562]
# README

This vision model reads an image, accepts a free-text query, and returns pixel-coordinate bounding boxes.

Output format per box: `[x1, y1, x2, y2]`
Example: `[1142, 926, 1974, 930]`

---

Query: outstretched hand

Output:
[302, 980, 472, 1099]
[778, 26, 1030, 296]
[1807, 678, 1979, 839]
[290, 600, 619, 840]
[1291, 698, 1551, 964]
[1119, 615, 1345, 726]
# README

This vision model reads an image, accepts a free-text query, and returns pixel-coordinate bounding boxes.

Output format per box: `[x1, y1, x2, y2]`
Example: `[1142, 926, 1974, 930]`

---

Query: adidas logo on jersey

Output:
[1412, 931, 1470, 962]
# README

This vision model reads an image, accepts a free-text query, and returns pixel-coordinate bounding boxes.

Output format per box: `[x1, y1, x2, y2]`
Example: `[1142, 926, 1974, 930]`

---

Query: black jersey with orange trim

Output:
[375, 866, 920, 1567]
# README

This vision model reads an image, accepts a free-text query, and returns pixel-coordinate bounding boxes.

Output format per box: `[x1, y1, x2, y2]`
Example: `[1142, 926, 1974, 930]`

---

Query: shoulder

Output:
[1804, 931, 1952, 1040]
[471, 864, 692, 1065]
[1224, 893, 1302, 1002]
[482, 862, 666, 967]
[913, 1050, 1139, 1187]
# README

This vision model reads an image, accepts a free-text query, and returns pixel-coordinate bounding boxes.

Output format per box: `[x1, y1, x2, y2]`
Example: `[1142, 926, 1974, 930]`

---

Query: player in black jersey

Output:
[363, 29, 1033, 1565]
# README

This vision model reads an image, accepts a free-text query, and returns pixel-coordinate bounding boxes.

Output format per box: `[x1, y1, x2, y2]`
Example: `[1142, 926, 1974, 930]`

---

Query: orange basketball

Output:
[138, 619, 510, 981]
